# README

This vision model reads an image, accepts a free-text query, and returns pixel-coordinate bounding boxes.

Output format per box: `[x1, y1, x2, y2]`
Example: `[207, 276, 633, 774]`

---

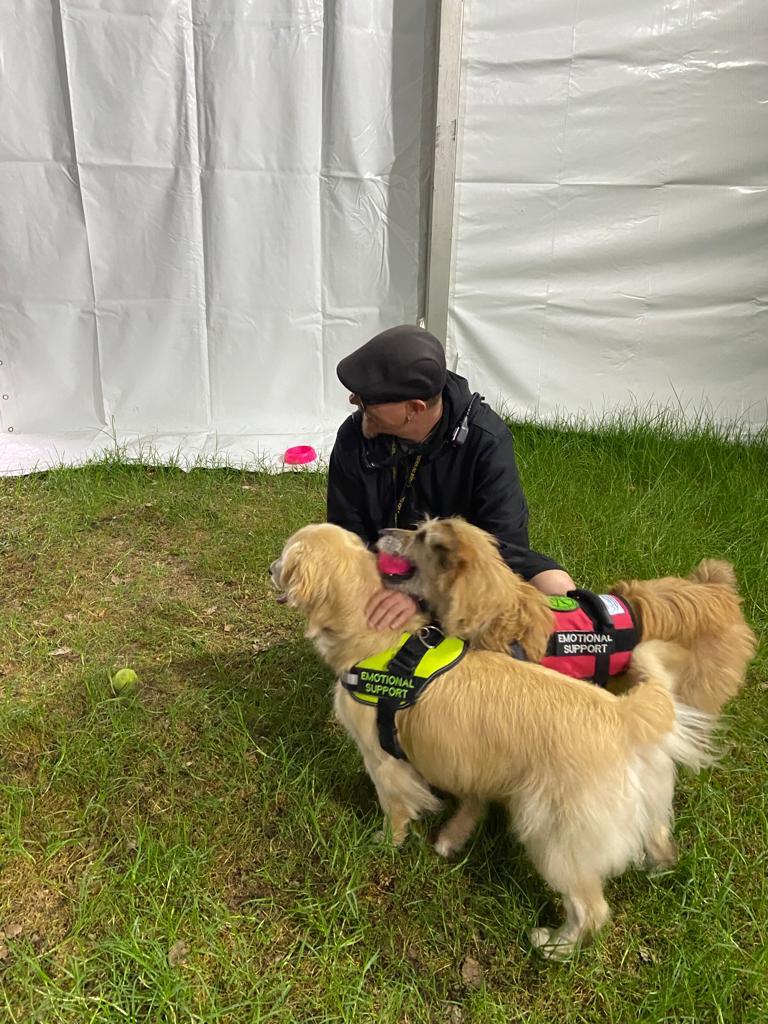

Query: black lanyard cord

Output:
[391, 442, 422, 526]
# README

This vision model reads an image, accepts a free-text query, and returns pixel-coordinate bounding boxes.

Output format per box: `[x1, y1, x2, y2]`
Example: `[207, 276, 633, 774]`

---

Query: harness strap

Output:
[569, 588, 613, 686]
[377, 701, 405, 759]
[622, 592, 642, 643]
[509, 641, 528, 661]
[386, 627, 443, 677]
[375, 625, 445, 762]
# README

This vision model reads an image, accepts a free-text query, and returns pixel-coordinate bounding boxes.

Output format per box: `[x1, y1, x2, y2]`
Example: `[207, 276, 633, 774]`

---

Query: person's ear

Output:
[406, 399, 428, 417]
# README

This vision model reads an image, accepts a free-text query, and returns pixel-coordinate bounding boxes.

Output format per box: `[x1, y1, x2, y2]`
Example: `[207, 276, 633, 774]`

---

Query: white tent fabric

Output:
[0, 0, 436, 474]
[449, 0, 768, 429]
[2, 1, 766, 479]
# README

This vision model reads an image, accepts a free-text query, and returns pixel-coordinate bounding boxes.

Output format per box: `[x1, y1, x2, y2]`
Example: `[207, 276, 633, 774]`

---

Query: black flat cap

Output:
[337, 325, 447, 404]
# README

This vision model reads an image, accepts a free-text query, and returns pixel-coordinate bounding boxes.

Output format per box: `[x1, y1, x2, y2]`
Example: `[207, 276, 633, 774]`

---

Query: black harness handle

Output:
[567, 588, 614, 686]
[376, 626, 446, 760]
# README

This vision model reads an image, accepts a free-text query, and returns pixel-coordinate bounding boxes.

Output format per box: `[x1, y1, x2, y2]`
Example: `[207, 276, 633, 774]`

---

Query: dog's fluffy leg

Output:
[434, 797, 486, 858]
[369, 756, 442, 846]
[334, 685, 442, 844]
[529, 878, 611, 961]
[633, 743, 679, 872]
[643, 822, 679, 872]
[516, 799, 619, 960]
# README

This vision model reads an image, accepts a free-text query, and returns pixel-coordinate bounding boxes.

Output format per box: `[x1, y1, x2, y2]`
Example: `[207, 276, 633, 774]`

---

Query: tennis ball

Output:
[110, 667, 138, 695]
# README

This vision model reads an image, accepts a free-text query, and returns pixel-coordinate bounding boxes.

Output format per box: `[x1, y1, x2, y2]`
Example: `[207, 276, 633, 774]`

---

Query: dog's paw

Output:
[374, 826, 409, 847]
[645, 856, 678, 876]
[433, 833, 456, 859]
[433, 817, 472, 858]
[644, 831, 679, 873]
[529, 926, 578, 962]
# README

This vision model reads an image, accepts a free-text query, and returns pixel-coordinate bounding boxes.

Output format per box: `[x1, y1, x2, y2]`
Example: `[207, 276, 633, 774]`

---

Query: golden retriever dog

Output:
[271, 523, 715, 959]
[380, 518, 756, 717]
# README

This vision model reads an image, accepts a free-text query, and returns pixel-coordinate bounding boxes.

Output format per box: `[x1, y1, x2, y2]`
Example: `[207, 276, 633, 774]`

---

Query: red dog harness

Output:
[535, 589, 640, 686]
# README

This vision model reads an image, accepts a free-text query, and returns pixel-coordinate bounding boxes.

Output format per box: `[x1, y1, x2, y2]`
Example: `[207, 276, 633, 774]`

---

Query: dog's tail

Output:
[612, 560, 756, 715]
[612, 559, 746, 646]
[618, 641, 717, 768]
[688, 558, 737, 589]
[665, 700, 718, 771]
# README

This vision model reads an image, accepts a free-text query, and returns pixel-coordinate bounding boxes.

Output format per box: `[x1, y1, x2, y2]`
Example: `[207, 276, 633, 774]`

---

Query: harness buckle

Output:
[417, 625, 444, 649]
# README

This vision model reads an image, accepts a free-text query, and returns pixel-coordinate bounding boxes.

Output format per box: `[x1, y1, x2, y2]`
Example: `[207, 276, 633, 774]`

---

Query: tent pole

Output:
[424, 0, 465, 352]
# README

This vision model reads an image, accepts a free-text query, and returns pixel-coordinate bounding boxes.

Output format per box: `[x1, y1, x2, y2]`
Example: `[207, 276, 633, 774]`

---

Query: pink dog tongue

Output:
[377, 552, 414, 577]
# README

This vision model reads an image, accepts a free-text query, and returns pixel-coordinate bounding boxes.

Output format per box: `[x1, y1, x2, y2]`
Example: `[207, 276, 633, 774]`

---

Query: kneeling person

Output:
[327, 324, 575, 629]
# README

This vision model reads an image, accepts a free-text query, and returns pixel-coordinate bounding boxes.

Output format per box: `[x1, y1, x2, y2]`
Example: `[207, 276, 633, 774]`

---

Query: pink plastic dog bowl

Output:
[283, 445, 317, 466]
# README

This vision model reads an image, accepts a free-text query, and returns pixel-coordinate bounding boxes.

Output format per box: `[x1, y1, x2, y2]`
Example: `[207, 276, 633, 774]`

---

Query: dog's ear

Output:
[280, 541, 329, 610]
[424, 522, 468, 575]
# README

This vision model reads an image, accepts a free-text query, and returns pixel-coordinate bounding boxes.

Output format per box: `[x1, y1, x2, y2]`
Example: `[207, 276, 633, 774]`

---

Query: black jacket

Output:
[327, 372, 562, 580]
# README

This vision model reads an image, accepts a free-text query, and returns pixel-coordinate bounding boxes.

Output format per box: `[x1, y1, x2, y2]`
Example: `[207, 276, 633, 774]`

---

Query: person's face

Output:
[349, 394, 413, 439]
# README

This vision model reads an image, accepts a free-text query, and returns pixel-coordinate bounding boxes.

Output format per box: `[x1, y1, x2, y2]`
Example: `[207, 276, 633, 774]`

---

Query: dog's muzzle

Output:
[376, 528, 412, 556]
[269, 558, 288, 604]
[376, 529, 419, 579]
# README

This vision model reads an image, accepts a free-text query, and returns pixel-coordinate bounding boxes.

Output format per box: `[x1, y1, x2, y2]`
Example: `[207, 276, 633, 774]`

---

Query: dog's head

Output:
[270, 523, 373, 618]
[271, 523, 428, 670]
[379, 518, 553, 658]
[378, 519, 499, 613]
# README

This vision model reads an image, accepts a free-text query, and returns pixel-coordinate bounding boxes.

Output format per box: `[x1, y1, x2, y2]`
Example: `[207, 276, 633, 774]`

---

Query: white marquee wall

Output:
[0, 0, 436, 474]
[449, 0, 767, 427]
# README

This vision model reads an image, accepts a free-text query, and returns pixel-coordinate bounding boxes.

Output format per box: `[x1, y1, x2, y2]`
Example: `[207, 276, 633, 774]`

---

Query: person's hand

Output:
[529, 569, 577, 596]
[366, 590, 420, 631]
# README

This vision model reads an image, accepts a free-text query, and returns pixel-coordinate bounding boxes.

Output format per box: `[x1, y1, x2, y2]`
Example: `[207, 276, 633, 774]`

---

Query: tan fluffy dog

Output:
[271, 523, 715, 959]
[380, 518, 756, 717]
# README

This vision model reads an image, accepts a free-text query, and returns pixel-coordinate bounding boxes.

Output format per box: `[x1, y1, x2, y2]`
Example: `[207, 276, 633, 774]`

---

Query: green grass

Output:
[1, 418, 766, 1023]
